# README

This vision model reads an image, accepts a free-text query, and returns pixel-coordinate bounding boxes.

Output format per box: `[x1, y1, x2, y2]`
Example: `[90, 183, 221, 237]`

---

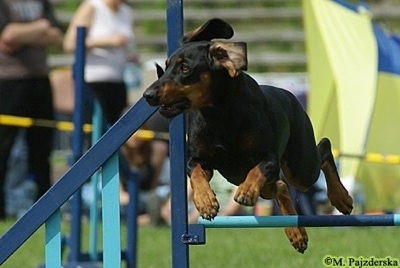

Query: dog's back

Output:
[187, 73, 320, 187]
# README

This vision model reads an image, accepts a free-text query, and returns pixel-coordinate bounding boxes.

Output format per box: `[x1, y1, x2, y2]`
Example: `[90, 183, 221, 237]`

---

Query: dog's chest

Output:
[188, 115, 270, 184]
[189, 109, 271, 154]
[201, 136, 265, 185]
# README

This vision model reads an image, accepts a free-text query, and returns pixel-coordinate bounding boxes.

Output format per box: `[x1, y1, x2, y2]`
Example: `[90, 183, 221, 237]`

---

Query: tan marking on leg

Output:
[322, 161, 353, 215]
[274, 180, 308, 254]
[234, 165, 266, 206]
[190, 163, 219, 220]
[235, 165, 308, 253]
[318, 138, 353, 214]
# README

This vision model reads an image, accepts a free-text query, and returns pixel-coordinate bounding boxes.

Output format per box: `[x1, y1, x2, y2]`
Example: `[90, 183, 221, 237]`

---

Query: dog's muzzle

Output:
[143, 87, 159, 106]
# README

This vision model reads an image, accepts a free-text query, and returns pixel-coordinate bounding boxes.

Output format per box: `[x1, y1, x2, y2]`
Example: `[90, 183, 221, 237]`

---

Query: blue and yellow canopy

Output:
[303, 0, 400, 210]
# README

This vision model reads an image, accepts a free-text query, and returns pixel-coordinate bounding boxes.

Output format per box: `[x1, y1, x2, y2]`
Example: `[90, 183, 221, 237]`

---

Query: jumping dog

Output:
[143, 19, 353, 253]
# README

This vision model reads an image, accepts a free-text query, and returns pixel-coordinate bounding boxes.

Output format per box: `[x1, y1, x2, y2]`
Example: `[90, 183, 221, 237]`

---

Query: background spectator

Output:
[63, 0, 136, 126]
[0, 0, 63, 219]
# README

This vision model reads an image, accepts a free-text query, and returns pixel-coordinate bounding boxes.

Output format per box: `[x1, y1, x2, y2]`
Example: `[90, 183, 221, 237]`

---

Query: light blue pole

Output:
[45, 210, 62, 267]
[102, 153, 121, 267]
[198, 215, 400, 228]
[198, 216, 298, 228]
[89, 101, 103, 261]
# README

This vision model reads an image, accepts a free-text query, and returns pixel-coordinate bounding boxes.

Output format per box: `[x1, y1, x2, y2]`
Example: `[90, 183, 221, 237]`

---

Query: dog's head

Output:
[143, 19, 248, 118]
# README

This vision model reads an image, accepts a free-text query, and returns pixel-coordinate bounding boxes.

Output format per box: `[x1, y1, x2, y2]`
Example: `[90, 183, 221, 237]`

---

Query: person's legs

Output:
[26, 78, 54, 199]
[0, 80, 27, 218]
[0, 126, 18, 219]
[4, 130, 28, 217]
[87, 82, 127, 125]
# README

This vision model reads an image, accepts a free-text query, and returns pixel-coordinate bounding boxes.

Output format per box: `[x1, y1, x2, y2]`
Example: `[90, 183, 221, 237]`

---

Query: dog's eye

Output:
[181, 63, 190, 73]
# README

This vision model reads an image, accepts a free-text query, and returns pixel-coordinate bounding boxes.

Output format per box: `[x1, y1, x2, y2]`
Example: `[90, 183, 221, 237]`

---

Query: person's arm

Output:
[41, 0, 63, 46]
[0, 19, 55, 53]
[63, 1, 94, 52]
[0, 0, 62, 54]
[40, 26, 63, 47]
[63, 1, 129, 53]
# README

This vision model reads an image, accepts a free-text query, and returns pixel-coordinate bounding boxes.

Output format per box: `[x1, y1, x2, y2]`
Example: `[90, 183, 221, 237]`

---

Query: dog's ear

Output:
[209, 41, 248, 77]
[182, 19, 234, 43]
[155, 63, 164, 78]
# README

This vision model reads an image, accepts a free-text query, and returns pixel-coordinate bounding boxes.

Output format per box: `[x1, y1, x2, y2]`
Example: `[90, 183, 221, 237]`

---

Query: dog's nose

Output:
[143, 88, 159, 106]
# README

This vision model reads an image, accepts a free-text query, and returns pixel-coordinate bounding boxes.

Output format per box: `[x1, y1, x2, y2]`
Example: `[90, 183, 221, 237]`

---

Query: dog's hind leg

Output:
[274, 181, 308, 254]
[318, 138, 353, 214]
[235, 165, 308, 253]
[261, 180, 308, 254]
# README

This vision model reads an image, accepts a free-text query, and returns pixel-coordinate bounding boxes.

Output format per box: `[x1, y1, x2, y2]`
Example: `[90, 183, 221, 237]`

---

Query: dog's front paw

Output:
[285, 227, 308, 254]
[193, 189, 220, 220]
[234, 183, 260, 206]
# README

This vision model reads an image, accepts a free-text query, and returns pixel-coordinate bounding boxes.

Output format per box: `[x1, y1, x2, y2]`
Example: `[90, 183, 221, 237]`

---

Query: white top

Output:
[85, 0, 133, 82]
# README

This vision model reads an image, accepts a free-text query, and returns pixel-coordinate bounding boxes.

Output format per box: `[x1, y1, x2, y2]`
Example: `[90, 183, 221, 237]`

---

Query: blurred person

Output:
[63, 0, 136, 126]
[119, 126, 157, 226]
[142, 112, 170, 226]
[64, 0, 136, 217]
[0, 0, 63, 219]
[118, 112, 170, 226]
[145, 113, 170, 195]
[4, 130, 28, 218]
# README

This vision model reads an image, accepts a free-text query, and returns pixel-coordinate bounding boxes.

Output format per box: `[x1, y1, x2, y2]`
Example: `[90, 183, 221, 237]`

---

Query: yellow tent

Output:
[303, 0, 400, 211]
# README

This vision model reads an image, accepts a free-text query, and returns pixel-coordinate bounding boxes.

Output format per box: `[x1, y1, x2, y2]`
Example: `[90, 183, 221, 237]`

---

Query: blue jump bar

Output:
[198, 215, 400, 228]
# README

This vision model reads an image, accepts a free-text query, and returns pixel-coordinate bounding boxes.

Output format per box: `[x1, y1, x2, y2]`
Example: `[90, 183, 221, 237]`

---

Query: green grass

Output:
[1, 219, 400, 267]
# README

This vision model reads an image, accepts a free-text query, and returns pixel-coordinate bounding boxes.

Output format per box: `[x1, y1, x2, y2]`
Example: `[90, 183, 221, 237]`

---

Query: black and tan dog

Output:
[143, 19, 353, 253]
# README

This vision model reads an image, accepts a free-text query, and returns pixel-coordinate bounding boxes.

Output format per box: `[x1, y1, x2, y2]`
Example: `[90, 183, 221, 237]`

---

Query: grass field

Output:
[1, 219, 400, 268]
